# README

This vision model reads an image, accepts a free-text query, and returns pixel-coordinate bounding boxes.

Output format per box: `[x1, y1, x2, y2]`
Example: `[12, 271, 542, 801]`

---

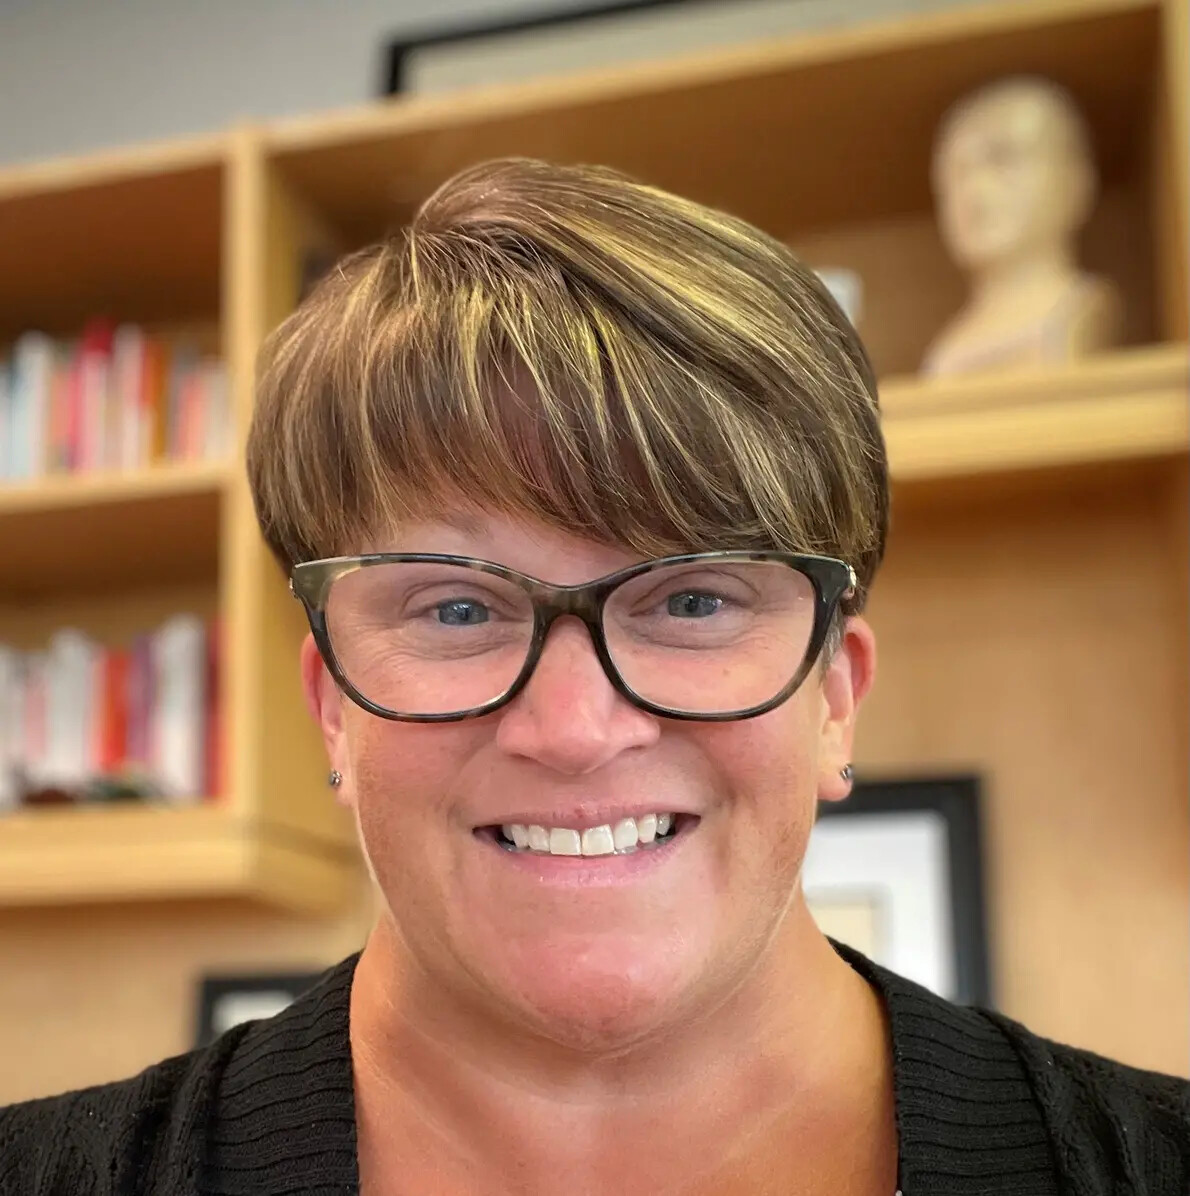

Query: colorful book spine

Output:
[0, 618, 222, 809]
[0, 324, 230, 482]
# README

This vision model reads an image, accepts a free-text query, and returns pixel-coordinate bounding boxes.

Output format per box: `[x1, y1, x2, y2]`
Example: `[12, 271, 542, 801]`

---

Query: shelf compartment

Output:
[0, 136, 227, 342]
[267, 0, 1160, 243]
[0, 804, 357, 913]
[0, 460, 228, 598]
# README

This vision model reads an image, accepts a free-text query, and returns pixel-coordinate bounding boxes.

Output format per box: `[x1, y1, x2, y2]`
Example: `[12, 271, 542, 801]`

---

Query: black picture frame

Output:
[194, 970, 326, 1048]
[812, 775, 993, 1008]
[383, 0, 696, 95]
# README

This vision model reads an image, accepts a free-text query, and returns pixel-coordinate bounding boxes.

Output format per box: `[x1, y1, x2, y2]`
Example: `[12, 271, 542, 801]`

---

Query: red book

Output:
[98, 648, 129, 776]
[65, 349, 83, 472]
[78, 319, 114, 472]
[125, 634, 153, 774]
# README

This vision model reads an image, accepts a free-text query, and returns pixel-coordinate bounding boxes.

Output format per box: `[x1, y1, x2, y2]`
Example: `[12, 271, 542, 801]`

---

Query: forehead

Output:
[940, 90, 1062, 158]
[359, 507, 648, 581]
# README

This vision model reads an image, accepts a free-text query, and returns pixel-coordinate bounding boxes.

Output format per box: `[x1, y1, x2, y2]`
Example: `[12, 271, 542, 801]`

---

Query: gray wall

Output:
[0, 0, 984, 167]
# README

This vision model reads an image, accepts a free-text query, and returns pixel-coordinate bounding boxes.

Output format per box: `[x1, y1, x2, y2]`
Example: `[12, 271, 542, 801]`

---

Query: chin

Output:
[955, 229, 1025, 268]
[483, 933, 705, 1053]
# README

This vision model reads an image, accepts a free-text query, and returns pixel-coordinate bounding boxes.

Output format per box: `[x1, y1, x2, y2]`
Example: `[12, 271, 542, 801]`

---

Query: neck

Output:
[970, 242, 1078, 308]
[350, 902, 897, 1195]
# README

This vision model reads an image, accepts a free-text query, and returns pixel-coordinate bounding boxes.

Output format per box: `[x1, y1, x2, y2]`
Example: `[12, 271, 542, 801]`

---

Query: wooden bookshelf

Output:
[0, 132, 356, 913]
[0, 0, 1186, 1076]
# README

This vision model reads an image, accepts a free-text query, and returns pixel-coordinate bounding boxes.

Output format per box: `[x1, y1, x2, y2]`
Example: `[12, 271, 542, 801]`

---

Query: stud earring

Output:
[328, 770, 343, 789]
[840, 764, 854, 783]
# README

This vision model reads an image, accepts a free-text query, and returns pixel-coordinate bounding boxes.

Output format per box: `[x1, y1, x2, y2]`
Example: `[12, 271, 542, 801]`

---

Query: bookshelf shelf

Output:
[882, 343, 1190, 480]
[0, 803, 355, 912]
[0, 458, 230, 516]
[0, 461, 229, 597]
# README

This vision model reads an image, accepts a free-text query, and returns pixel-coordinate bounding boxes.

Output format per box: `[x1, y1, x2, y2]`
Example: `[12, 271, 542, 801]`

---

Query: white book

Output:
[21, 651, 48, 792]
[152, 615, 206, 802]
[12, 332, 55, 480]
[0, 646, 20, 811]
[112, 325, 145, 471]
[45, 629, 95, 794]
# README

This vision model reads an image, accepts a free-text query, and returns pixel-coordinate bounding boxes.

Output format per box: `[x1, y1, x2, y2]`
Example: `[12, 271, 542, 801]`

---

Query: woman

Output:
[2, 158, 1187, 1195]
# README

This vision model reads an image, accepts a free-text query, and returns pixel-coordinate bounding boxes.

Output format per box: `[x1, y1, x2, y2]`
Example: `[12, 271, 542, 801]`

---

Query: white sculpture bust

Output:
[922, 76, 1122, 377]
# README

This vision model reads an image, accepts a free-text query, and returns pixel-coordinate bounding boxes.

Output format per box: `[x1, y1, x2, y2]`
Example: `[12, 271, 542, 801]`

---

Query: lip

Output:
[473, 816, 699, 887]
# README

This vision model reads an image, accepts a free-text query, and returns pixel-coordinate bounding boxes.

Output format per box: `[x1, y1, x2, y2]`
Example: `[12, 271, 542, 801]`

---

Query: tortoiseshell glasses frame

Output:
[290, 550, 856, 724]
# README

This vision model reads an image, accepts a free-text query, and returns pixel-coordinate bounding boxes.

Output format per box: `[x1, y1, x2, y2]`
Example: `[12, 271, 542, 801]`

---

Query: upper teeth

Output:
[503, 813, 676, 856]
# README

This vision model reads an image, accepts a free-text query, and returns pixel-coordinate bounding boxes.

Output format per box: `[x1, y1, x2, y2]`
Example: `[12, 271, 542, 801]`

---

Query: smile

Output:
[481, 813, 693, 857]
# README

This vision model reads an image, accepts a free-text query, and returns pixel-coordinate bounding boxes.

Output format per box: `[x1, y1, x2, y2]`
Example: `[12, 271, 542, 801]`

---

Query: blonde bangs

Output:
[248, 159, 888, 612]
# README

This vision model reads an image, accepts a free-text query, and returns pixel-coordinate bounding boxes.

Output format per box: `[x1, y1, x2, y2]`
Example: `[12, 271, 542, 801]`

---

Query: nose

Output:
[494, 616, 660, 775]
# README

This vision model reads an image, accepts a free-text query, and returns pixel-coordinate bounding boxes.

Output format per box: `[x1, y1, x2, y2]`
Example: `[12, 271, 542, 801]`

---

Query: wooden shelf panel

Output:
[881, 343, 1189, 480]
[0, 804, 356, 913]
[0, 137, 227, 341]
[0, 461, 228, 598]
[267, 0, 1159, 242]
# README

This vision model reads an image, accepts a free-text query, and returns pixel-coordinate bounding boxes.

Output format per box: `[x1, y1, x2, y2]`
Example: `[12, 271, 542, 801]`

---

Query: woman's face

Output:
[303, 512, 875, 1051]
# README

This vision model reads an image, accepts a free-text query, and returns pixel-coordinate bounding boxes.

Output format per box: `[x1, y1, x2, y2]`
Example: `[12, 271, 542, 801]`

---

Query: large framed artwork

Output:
[382, 0, 840, 97]
[803, 775, 993, 1006]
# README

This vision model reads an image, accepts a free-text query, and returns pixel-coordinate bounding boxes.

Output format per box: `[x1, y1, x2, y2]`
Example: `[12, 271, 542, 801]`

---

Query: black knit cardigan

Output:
[3, 942, 1188, 1194]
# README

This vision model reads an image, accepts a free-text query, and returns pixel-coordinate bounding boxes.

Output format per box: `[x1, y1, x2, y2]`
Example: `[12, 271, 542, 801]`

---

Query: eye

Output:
[667, 591, 724, 618]
[436, 599, 490, 626]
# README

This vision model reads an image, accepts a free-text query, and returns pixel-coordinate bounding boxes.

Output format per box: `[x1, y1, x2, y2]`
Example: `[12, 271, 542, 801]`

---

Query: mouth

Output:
[474, 812, 697, 858]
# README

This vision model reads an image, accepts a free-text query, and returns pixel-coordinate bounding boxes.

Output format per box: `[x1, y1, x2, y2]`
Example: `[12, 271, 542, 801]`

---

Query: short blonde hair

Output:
[247, 158, 888, 615]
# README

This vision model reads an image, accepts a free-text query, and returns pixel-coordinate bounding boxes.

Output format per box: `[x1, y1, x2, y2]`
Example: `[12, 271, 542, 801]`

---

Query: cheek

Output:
[703, 691, 819, 795]
[344, 715, 473, 897]
[695, 696, 822, 865]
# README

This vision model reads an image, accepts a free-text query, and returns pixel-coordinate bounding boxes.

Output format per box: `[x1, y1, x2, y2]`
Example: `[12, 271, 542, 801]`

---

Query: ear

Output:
[817, 616, 877, 803]
[300, 632, 353, 809]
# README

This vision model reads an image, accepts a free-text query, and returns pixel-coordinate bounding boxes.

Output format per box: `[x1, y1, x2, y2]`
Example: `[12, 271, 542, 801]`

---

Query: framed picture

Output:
[803, 775, 993, 1007]
[194, 970, 326, 1048]
[382, 0, 835, 97]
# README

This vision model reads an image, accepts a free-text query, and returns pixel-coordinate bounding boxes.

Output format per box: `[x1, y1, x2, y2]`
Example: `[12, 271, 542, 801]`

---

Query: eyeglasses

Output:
[290, 551, 856, 723]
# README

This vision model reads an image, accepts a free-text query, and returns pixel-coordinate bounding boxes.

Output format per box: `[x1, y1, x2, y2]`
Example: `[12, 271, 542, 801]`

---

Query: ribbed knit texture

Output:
[2, 941, 1187, 1194]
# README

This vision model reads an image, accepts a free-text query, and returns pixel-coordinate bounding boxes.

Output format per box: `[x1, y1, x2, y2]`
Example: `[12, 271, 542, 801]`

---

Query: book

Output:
[10, 332, 55, 480]
[0, 325, 230, 482]
[152, 615, 208, 804]
[0, 646, 20, 812]
[0, 617, 221, 810]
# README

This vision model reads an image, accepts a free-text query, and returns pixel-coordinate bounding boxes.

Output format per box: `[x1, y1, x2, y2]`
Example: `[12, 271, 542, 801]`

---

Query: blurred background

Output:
[0, 0, 1186, 1103]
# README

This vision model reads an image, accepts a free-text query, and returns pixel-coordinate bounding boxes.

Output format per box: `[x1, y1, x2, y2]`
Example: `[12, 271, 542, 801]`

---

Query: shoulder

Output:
[984, 1008, 1190, 1193]
[0, 955, 359, 1196]
[0, 1027, 249, 1195]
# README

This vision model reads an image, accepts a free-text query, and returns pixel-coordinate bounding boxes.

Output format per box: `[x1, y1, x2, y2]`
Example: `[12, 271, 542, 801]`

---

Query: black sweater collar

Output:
[207, 943, 1057, 1194]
